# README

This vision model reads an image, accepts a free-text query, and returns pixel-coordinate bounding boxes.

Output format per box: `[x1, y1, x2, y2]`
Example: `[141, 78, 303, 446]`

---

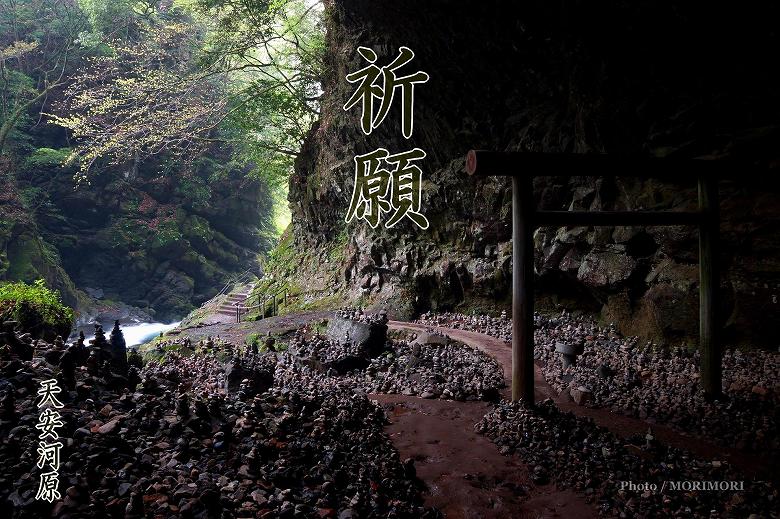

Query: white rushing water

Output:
[81, 321, 181, 348]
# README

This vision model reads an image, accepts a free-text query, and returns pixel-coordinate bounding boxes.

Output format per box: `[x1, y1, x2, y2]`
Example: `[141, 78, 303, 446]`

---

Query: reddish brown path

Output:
[388, 321, 771, 480]
[369, 394, 594, 519]
[371, 321, 597, 518]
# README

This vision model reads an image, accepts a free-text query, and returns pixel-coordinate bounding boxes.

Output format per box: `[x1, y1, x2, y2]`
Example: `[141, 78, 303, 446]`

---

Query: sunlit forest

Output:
[1, 0, 322, 321]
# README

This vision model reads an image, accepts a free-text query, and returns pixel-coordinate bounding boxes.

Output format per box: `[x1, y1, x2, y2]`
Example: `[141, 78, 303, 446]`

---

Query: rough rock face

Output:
[0, 161, 86, 311]
[2, 145, 270, 321]
[284, 0, 780, 345]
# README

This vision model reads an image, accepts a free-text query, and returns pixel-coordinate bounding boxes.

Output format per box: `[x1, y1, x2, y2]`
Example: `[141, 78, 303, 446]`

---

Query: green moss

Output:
[262, 225, 297, 275]
[311, 319, 328, 335]
[19, 187, 44, 209]
[245, 332, 261, 350]
[177, 177, 210, 208]
[0, 279, 74, 338]
[0, 219, 13, 234]
[138, 334, 196, 363]
[327, 225, 351, 263]
[0, 252, 9, 278]
[151, 220, 184, 248]
[182, 215, 213, 242]
[5, 235, 41, 280]
[108, 218, 147, 249]
[24, 147, 72, 169]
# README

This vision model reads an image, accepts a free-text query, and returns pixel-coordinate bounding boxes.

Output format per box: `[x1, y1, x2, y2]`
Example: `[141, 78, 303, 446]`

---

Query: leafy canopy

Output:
[47, 0, 324, 189]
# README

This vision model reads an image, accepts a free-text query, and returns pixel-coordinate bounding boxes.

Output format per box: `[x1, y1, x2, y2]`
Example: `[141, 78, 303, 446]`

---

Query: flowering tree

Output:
[51, 22, 228, 180]
[48, 0, 324, 188]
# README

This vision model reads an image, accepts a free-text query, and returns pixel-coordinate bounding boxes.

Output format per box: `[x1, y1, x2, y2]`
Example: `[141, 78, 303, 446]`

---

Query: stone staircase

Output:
[214, 284, 254, 320]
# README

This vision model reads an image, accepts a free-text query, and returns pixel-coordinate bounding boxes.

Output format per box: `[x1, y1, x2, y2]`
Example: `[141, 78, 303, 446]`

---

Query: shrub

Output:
[0, 279, 74, 340]
[127, 349, 143, 368]
[245, 332, 261, 349]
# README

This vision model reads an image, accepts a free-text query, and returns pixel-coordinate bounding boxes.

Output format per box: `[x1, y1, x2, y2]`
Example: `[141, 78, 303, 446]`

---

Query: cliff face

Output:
[284, 0, 780, 346]
[0, 157, 87, 312]
[2, 144, 270, 323]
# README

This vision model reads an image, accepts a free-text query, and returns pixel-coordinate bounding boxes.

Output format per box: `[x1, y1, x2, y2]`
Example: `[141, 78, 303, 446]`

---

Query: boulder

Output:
[412, 331, 448, 346]
[325, 317, 387, 357]
[576, 250, 637, 288]
[555, 342, 584, 356]
[570, 386, 592, 406]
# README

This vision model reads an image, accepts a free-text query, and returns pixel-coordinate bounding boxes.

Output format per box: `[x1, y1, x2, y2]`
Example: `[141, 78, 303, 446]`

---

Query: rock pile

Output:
[417, 311, 511, 342]
[354, 335, 504, 400]
[325, 312, 388, 361]
[417, 311, 780, 454]
[334, 308, 388, 325]
[476, 400, 777, 518]
[533, 313, 780, 454]
[287, 323, 504, 401]
[0, 328, 441, 518]
[292, 331, 371, 374]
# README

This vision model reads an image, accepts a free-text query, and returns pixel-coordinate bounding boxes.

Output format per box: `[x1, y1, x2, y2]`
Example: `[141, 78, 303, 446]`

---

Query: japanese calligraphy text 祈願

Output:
[343, 46, 430, 230]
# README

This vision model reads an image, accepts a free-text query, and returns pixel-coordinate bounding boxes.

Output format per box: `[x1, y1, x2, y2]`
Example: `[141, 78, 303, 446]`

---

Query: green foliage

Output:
[40, 240, 61, 266]
[311, 318, 327, 335]
[77, 0, 134, 37]
[107, 218, 147, 249]
[182, 214, 213, 241]
[151, 220, 184, 248]
[245, 332, 261, 348]
[262, 226, 296, 276]
[52, 20, 225, 179]
[195, 0, 324, 187]
[0, 67, 36, 152]
[24, 147, 72, 168]
[0, 0, 89, 153]
[0, 218, 12, 235]
[1, 0, 307, 293]
[178, 176, 211, 208]
[19, 186, 43, 209]
[46, 0, 323, 198]
[0, 279, 74, 337]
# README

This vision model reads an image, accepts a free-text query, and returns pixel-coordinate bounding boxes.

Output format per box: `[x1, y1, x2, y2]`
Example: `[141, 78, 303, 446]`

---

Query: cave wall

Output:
[287, 0, 780, 346]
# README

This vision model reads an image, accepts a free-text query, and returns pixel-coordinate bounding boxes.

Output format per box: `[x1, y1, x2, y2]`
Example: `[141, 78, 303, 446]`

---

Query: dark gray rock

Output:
[412, 331, 448, 347]
[326, 316, 387, 358]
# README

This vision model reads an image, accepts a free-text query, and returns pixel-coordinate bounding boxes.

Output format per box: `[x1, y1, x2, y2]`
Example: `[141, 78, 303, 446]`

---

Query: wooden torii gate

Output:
[466, 150, 729, 405]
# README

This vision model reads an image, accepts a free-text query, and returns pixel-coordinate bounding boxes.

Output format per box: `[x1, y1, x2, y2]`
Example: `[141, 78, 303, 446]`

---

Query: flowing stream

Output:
[74, 321, 181, 348]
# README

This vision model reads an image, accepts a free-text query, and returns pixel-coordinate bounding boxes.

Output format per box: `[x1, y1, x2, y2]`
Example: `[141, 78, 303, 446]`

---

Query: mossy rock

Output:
[0, 280, 74, 341]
